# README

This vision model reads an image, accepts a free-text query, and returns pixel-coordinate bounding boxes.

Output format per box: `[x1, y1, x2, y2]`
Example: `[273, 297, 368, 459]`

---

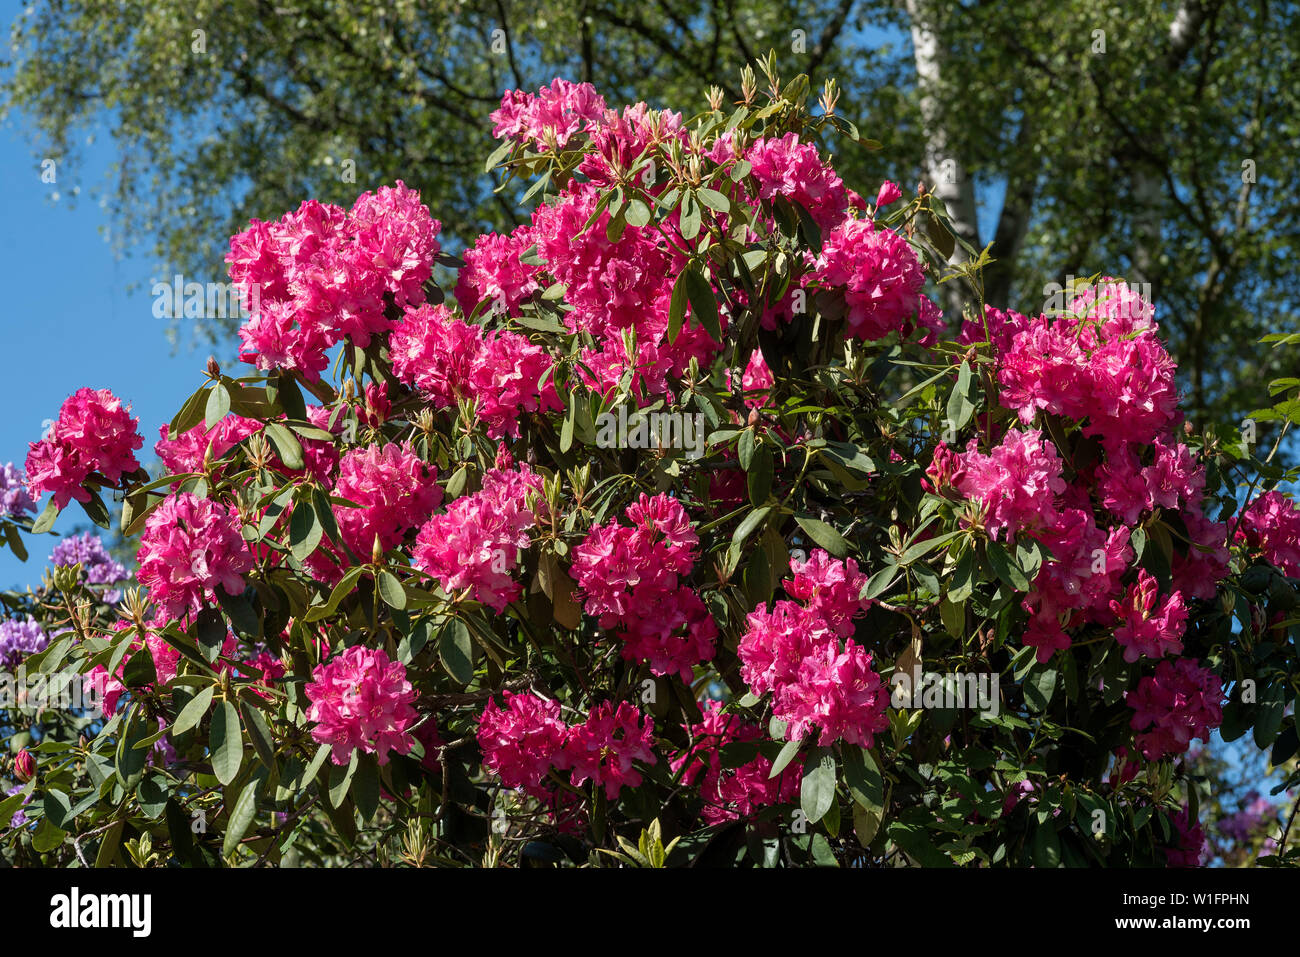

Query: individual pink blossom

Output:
[558, 701, 657, 800]
[333, 442, 442, 557]
[26, 388, 143, 509]
[1126, 658, 1223, 761]
[155, 415, 261, 476]
[136, 493, 254, 616]
[874, 180, 903, 208]
[477, 690, 569, 791]
[304, 645, 419, 766]
[737, 600, 834, 697]
[1110, 570, 1188, 662]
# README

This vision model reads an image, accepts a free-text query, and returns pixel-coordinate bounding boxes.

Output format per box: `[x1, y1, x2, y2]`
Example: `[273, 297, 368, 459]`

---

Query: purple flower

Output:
[0, 617, 48, 669]
[49, 532, 130, 594]
[0, 462, 35, 520]
[4, 784, 32, 828]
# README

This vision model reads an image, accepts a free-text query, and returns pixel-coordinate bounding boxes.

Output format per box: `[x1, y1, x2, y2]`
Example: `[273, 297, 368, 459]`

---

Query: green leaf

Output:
[794, 514, 848, 558]
[210, 699, 244, 786]
[30, 496, 60, 535]
[265, 422, 305, 471]
[667, 270, 688, 343]
[731, 505, 772, 550]
[679, 190, 702, 241]
[863, 563, 900, 600]
[946, 361, 977, 432]
[223, 780, 259, 857]
[842, 747, 884, 811]
[377, 570, 407, 610]
[352, 754, 380, 822]
[438, 618, 474, 685]
[205, 383, 231, 429]
[987, 540, 1030, 592]
[800, 750, 837, 825]
[769, 737, 802, 779]
[328, 754, 358, 809]
[289, 500, 324, 563]
[240, 700, 277, 769]
[194, 608, 227, 663]
[683, 264, 721, 342]
[747, 445, 773, 506]
[1024, 665, 1058, 713]
[1253, 683, 1288, 749]
[306, 566, 366, 621]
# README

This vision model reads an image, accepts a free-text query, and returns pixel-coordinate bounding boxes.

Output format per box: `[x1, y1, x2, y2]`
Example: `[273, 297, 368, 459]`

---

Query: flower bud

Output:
[14, 747, 35, 783]
[206, 355, 221, 379]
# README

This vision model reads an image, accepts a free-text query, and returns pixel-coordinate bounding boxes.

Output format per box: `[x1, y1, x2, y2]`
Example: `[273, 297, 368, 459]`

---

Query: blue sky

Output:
[0, 119, 205, 589]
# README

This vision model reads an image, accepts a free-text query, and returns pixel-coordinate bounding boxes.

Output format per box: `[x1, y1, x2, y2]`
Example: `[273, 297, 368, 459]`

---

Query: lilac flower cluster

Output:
[0, 617, 48, 669]
[50, 532, 130, 601]
[0, 462, 35, 519]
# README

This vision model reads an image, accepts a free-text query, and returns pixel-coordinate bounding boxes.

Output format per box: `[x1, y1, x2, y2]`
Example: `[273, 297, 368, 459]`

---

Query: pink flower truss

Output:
[413, 464, 544, 611]
[305, 645, 419, 766]
[811, 218, 941, 343]
[1110, 569, 1188, 663]
[670, 700, 800, 824]
[745, 133, 849, 231]
[1126, 658, 1223, 761]
[571, 493, 716, 681]
[136, 492, 254, 616]
[780, 639, 891, 747]
[956, 428, 1066, 541]
[557, 701, 657, 800]
[477, 690, 569, 791]
[1237, 490, 1300, 578]
[333, 442, 442, 557]
[389, 302, 559, 438]
[454, 224, 542, 318]
[783, 549, 871, 637]
[490, 78, 607, 150]
[26, 388, 143, 509]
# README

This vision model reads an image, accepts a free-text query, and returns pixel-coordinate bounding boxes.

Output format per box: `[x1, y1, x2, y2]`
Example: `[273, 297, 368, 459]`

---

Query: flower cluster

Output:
[1126, 658, 1224, 761]
[956, 428, 1066, 541]
[1110, 569, 1188, 663]
[738, 550, 887, 747]
[229, 182, 441, 380]
[333, 442, 442, 557]
[571, 493, 716, 681]
[476, 693, 657, 801]
[671, 700, 800, 825]
[389, 303, 559, 439]
[25, 388, 142, 509]
[136, 492, 254, 617]
[491, 78, 607, 150]
[0, 463, 35, 519]
[304, 645, 420, 766]
[413, 461, 543, 611]
[0, 617, 47, 669]
[1237, 490, 1300, 578]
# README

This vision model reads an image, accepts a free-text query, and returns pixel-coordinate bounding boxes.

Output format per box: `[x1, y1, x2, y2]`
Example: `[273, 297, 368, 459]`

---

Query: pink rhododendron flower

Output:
[557, 701, 657, 800]
[1110, 569, 1188, 662]
[956, 429, 1066, 541]
[413, 464, 543, 611]
[811, 218, 942, 343]
[26, 388, 143, 509]
[477, 690, 569, 791]
[1165, 804, 1206, 867]
[874, 180, 903, 208]
[1237, 490, 1300, 578]
[783, 549, 871, 637]
[154, 415, 262, 476]
[491, 78, 607, 150]
[780, 639, 891, 747]
[454, 224, 542, 318]
[333, 442, 442, 557]
[1126, 658, 1223, 760]
[305, 645, 419, 766]
[671, 700, 799, 824]
[572, 493, 716, 681]
[136, 492, 254, 616]
[745, 133, 849, 231]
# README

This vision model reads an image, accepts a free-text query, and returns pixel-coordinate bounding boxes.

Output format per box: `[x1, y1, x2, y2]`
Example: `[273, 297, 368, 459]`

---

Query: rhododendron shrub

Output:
[3, 63, 1299, 870]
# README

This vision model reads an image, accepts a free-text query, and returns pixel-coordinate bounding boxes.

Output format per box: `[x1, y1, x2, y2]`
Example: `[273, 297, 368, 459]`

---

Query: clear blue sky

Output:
[0, 118, 205, 589]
